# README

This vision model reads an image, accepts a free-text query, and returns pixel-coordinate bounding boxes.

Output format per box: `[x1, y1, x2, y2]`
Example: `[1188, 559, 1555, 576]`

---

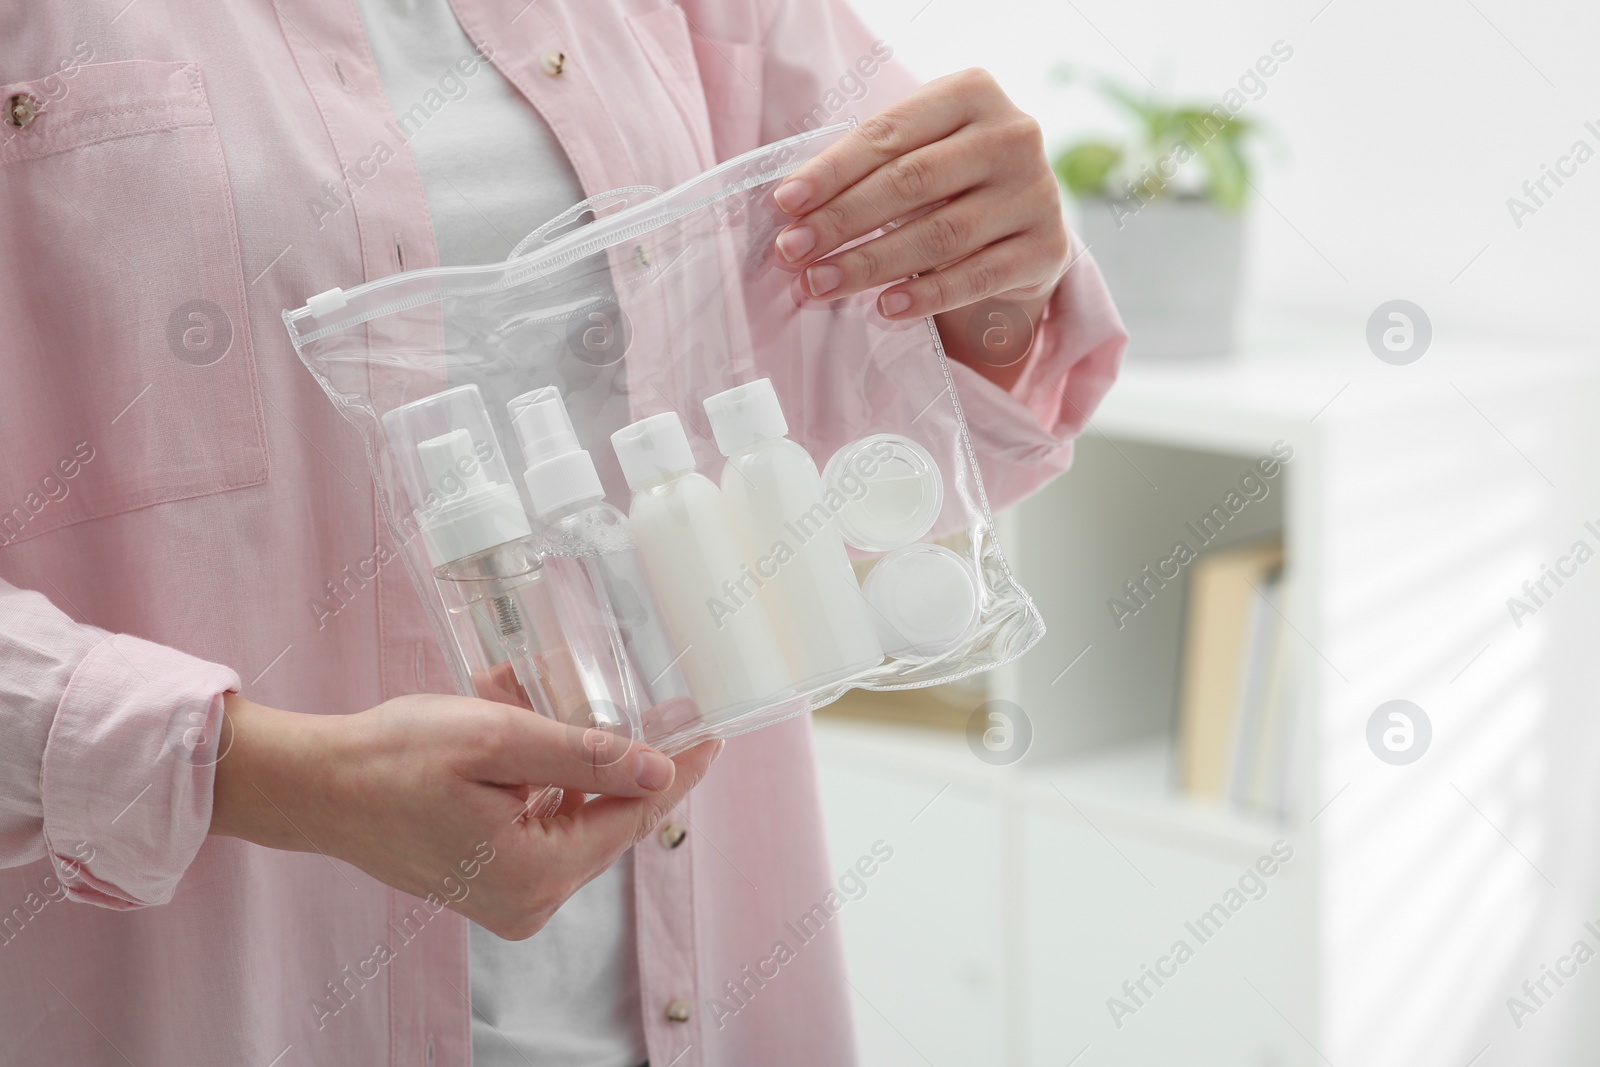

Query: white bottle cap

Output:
[382, 384, 533, 567]
[862, 544, 980, 660]
[611, 412, 699, 491]
[822, 434, 944, 552]
[508, 387, 604, 519]
[703, 378, 788, 456]
[414, 428, 532, 564]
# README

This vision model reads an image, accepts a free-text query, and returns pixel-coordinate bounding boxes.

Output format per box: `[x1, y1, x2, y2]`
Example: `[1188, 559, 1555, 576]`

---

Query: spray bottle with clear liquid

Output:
[508, 386, 686, 739]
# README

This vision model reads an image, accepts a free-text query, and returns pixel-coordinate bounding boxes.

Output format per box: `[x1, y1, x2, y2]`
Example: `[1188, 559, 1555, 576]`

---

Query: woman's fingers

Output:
[558, 739, 723, 853]
[875, 232, 1057, 321]
[797, 190, 1027, 300]
[771, 66, 1067, 327]
[508, 740, 724, 917]
[773, 69, 993, 217]
[457, 738, 722, 941]
[776, 133, 991, 269]
[467, 701, 680, 798]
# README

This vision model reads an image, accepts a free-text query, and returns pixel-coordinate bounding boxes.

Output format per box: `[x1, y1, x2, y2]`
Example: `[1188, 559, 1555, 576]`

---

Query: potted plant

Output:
[1053, 78, 1257, 358]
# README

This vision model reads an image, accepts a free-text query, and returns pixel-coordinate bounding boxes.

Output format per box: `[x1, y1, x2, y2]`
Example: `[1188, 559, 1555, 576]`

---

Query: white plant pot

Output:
[1079, 196, 1245, 359]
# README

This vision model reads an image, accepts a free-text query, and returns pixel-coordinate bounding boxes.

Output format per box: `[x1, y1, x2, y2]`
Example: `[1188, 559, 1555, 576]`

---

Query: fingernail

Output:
[710, 739, 726, 761]
[776, 226, 816, 263]
[634, 750, 674, 791]
[774, 178, 812, 214]
[806, 264, 843, 297]
[879, 291, 914, 317]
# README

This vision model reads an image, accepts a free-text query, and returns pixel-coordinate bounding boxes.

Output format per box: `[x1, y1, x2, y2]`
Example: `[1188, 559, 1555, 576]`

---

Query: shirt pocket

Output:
[0, 60, 266, 547]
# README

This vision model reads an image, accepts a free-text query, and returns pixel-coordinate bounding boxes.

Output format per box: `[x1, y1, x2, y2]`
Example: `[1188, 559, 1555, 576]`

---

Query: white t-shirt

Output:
[352, 3, 647, 1066]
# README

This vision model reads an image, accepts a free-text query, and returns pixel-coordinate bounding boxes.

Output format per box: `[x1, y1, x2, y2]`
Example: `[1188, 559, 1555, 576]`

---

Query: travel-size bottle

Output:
[610, 411, 794, 720]
[508, 387, 689, 734]
[383, 385, 563, 724]
[704, 378, 884, 686]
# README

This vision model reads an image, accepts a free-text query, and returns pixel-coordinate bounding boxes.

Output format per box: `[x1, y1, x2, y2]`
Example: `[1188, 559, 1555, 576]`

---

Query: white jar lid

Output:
[821, 433, 943, 552]
[862, 544, 979, 660]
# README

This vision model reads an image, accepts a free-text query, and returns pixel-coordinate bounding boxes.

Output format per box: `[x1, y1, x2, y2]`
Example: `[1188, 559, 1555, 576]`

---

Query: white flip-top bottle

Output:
[508, 387, 691, 729]
[611, 411, 793, 720]
[704, 379, 885, 686]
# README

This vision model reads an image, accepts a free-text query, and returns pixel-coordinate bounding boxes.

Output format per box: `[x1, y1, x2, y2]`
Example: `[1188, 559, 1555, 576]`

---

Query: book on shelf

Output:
[1176, 538, 1290, 814]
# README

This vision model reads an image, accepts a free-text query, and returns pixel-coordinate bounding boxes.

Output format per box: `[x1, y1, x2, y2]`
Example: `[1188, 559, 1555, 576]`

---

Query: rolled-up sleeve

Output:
[0, 580, 238, 909]
[948, 230, 1126, 514]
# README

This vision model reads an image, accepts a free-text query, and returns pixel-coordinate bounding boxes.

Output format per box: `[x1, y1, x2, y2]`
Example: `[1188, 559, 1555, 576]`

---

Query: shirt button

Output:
[6, 93, 40, 128]
[660, 822, 687, 849]
[665, 998, 692, 1023]
[540, 50, 567, 76]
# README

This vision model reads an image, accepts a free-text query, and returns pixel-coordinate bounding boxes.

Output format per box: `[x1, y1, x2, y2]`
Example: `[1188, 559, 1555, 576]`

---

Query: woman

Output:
[0, 1, 1123, 1064]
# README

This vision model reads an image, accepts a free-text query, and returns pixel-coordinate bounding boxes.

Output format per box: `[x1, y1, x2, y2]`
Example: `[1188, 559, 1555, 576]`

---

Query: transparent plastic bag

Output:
[284, 122, 1044, 757]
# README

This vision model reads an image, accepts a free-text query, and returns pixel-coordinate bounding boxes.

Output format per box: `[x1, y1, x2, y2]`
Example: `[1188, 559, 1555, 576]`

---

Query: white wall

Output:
[848, 0, 1600, 347]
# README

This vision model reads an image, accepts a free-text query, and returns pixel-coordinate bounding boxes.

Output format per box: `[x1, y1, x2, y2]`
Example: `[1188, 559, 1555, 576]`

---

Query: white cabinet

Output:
[816, 722, 1310, 1067]
[816, 728, 1008, 1067]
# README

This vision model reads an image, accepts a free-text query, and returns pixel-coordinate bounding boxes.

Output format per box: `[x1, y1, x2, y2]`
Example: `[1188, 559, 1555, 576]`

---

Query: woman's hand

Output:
[211, 693, 720, 940]
[772, 68, 1072, 387]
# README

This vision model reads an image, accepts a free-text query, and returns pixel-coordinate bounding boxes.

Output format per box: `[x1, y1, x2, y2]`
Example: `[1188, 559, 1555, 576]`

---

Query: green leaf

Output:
[1170, 107, 1250, 146]
[1098, 80, 1166, 142]
[1163, 108, 1254, 207]
[1052, 78, 1259, 208]
[1052, 142, 1124, 198]
[1188, 134, 1250, 209]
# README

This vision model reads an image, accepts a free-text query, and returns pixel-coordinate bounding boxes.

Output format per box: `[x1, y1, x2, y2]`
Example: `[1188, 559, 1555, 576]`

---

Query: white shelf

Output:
[1091, 320, 1599, 454]
[1092, 348, 1342, 453]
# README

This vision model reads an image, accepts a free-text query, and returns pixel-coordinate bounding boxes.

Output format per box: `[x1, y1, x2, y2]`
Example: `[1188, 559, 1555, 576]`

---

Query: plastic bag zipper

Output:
[285, 120, 855, 349]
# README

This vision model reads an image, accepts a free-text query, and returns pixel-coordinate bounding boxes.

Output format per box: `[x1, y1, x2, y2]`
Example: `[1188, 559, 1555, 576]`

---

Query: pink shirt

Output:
[0, 2, 1124, 1064]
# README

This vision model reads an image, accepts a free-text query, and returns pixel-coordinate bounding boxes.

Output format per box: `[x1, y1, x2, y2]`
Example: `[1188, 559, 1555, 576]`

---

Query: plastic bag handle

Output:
[507, 186, 662, 260]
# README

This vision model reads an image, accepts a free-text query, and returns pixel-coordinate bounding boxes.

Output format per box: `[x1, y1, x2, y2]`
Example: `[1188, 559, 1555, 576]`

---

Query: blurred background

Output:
[811, 2, 1600, 1065]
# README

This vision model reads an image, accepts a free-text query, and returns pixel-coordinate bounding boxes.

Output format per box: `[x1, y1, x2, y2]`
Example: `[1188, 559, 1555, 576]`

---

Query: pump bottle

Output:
[400, 421, 556, 720]
[382, 384, 624, 740]
[383, 385, 579, 815]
